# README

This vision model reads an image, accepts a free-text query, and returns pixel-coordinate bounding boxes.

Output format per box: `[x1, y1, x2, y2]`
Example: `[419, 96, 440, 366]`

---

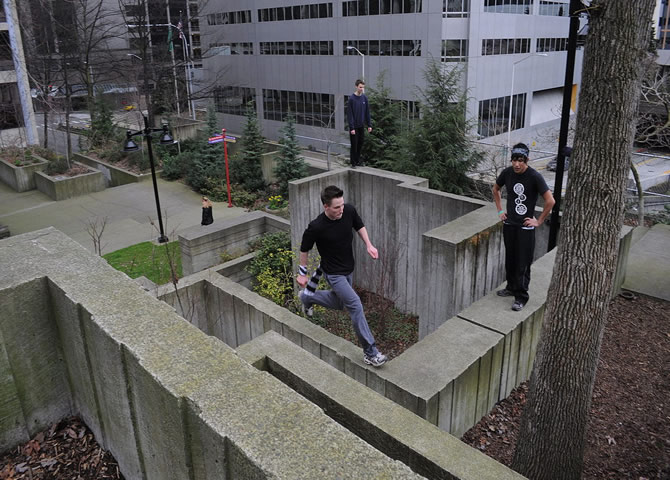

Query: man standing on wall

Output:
[493, 143, 555, 311]
[347, 79, 372, 168]
[297, 185, 387, 367]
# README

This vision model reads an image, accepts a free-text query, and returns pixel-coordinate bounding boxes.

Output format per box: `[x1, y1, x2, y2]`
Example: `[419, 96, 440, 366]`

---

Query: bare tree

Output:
[84, 215, 108, 255]
[511, 2, 657, 479]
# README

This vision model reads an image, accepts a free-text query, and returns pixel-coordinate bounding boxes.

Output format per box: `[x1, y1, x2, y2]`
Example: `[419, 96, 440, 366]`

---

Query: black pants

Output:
[349, 127, 365, 166]
[503, 224, 535, 304]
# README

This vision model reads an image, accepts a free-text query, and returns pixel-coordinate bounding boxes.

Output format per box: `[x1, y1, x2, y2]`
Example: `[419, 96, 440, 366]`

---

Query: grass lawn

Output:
[103, 241, 182, 286]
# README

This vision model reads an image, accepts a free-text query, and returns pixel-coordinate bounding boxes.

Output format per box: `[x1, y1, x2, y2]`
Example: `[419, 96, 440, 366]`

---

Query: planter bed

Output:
[74, 152, 160, 187]
[34, 161, 105, 201]
[0, 154, 48, 192]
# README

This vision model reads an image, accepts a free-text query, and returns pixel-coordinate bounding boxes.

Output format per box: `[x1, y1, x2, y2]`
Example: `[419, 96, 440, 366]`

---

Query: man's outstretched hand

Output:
[297, 274, 308, 288]
[367, 245, 378, 259]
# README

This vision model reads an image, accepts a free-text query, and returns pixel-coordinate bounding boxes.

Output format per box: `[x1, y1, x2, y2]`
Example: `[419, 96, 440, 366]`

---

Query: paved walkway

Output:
[0, 179, 247, 254]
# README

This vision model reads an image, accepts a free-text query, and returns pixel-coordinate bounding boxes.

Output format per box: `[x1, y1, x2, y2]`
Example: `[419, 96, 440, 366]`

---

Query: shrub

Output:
[45, 156, 69, 176]
[247, 232, 294, 307]
[230, 184, 260, 208]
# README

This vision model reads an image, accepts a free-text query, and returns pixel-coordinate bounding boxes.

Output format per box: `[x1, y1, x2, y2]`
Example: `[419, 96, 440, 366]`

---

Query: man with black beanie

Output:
[493, 143, 555, 311]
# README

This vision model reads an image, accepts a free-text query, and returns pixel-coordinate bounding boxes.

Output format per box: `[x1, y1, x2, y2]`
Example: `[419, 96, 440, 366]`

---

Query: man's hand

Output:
[367, 245, 378, 259]
[297, 274, 308, 288]
[367, 127, 372, 133]
[523, 217, 539, 227]
[350, 129, 356, 135]
[499, 211, 507, 222]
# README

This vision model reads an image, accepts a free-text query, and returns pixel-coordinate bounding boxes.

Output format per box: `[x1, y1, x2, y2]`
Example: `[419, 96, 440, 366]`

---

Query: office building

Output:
[199, 0, 582, 146]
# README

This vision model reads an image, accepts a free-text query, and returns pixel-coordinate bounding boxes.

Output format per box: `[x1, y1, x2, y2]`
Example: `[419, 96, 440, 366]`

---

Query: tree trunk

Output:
[511, 1, 656, 479]
[630, 162, 645, 226]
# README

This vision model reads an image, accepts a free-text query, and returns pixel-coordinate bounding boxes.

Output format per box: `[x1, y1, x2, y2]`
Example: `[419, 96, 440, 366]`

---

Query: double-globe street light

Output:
[123, 115, 174, 243]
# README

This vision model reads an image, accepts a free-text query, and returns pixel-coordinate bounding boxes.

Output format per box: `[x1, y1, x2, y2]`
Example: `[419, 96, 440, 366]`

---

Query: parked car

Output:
[547, 147, 572, 172]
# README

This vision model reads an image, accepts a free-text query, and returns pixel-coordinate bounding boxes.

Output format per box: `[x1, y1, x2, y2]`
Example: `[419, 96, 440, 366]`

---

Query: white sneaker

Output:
[363, 352, 387, 367]
[299, 290, 313, 318]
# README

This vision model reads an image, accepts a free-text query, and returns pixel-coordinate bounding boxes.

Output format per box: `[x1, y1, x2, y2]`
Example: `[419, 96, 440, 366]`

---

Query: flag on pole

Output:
[167, 25, 173, 52]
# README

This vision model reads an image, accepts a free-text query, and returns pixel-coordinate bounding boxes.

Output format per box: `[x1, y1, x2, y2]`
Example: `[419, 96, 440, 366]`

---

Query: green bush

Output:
[247, 232, 294, 307]
[160, 151, 184, 180]
[45, 156, 69, 176]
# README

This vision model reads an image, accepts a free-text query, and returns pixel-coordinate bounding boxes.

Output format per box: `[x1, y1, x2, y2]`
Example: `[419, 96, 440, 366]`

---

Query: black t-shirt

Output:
[496, 166, 549, 227]
[300, 203, 364, 275]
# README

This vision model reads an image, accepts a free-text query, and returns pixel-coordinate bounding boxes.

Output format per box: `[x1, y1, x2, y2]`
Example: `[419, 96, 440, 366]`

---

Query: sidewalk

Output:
[0, 179, 247, 254]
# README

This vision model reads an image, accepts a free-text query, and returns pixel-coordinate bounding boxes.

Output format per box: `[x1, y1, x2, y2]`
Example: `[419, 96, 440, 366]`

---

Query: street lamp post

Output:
[508, 53, 548, 150]
[123, 115, 175, 243]
[346, 45, 365, 79]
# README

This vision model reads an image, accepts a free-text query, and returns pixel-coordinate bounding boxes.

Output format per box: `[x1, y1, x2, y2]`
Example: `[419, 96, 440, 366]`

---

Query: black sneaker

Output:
[512, 301, 525, 311]
[496, 288, 513, 297]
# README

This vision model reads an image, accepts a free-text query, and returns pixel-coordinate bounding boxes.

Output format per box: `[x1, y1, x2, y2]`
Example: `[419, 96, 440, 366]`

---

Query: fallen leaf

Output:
[606, 435, 617, 445]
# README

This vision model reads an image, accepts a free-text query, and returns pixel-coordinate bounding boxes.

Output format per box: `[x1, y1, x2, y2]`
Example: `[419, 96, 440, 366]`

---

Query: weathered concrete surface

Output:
[74, 153, 159, 187]
[0, 156, 47, 192]
[179, 210, 290, 276]
[0, 228, 424, 479]
[34, 162, 106, 201]
[238, 331, 527, 480]
[622, 224, 670, 301]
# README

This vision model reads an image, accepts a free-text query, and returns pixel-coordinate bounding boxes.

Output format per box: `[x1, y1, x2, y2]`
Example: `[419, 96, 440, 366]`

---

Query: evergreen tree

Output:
[360, 72, 404, 168]
[231, 103, 266, 192]
[274, 113, 308, 198]
[89, 96, 117, 148]
[387, 61, 481, 194]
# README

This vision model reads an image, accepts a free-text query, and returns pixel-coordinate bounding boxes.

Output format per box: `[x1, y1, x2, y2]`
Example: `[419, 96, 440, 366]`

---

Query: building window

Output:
[207, 10, 252, 26]
[441, 39, 468, 62]
[443, 0, 469, 18]
[209, 42, 254, 55]
[478, 93, 527, 138]
[258, 3, 333, 22]
[263, 89, 335, 128]
[483, 0, 532, 15]
[214, 87, 256, 116]
[343, 0, 422, 16]
[260, 41, 333, 55]
[344, 40, 421, 56]
[482, 38, 530, 56]
[538, 0, 568, 16]
[536, 37, 569, 53]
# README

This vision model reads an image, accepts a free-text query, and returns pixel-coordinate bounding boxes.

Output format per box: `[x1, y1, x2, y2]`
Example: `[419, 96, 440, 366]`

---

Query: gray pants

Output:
[303, 272, 379, 357]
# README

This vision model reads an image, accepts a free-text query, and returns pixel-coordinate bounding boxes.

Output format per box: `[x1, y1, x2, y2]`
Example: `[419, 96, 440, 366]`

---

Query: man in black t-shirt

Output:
[493, 143, 555, 311]
[297, 185, 387, 367]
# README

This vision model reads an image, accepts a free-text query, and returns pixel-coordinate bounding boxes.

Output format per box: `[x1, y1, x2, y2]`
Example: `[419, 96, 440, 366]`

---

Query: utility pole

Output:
[547, 0, 581, 251]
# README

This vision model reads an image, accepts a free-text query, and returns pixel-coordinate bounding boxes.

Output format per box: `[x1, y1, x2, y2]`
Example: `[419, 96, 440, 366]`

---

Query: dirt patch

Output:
[462, 293, 670, 479]
[0, 416, 123, 479]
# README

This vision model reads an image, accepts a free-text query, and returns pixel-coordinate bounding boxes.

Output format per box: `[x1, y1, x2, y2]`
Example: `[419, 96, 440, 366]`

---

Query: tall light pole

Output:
[123, 116, 175, 243]
[508, 53, 548, 150]
[347, 45, 365, 80]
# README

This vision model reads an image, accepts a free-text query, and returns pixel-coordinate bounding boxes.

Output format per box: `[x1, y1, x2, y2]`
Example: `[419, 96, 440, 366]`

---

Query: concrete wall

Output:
[238, 331, 526, 480]
[34, 162, 106, 201]
[179, 210, 290, 276]
[0, 155, 47, 192]
[0, 229, 425, 480]
[289, 168, 550, 337]
[74, 153, 158, 187]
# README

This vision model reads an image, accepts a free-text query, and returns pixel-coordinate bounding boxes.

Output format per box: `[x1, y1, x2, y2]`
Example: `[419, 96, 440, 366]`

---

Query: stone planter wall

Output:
[73, 153, 159, 187]
[34, 161, 105, 201]
[0, 155, 48, 192]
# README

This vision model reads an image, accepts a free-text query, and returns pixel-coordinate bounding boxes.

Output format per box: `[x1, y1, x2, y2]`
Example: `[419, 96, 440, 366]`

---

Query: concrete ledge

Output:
[178, 210, 290, 276]
[0, 155, 48, 192]
[74, 153, 159, 187]
[34, 161, 105, 201]
[0, 228, 424, 479]
[238, 331, 526, 480]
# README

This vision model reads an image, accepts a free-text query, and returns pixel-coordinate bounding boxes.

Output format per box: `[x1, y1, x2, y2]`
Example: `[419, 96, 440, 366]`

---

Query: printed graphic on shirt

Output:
[513, 183, 528, 215]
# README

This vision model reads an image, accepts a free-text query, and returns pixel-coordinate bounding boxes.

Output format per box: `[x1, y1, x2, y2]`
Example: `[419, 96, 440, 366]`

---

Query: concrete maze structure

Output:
[0, 168, 632, 479]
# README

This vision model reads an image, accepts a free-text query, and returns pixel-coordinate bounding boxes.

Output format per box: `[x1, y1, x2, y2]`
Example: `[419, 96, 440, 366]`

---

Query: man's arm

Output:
[347, 97, 355, 135]
[492, 183, 507, 222]
[356, 227, 378, 259]
[365, 97, 372, 133]
[524, 190, 556, 227]
[297, 251, 309, 288]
